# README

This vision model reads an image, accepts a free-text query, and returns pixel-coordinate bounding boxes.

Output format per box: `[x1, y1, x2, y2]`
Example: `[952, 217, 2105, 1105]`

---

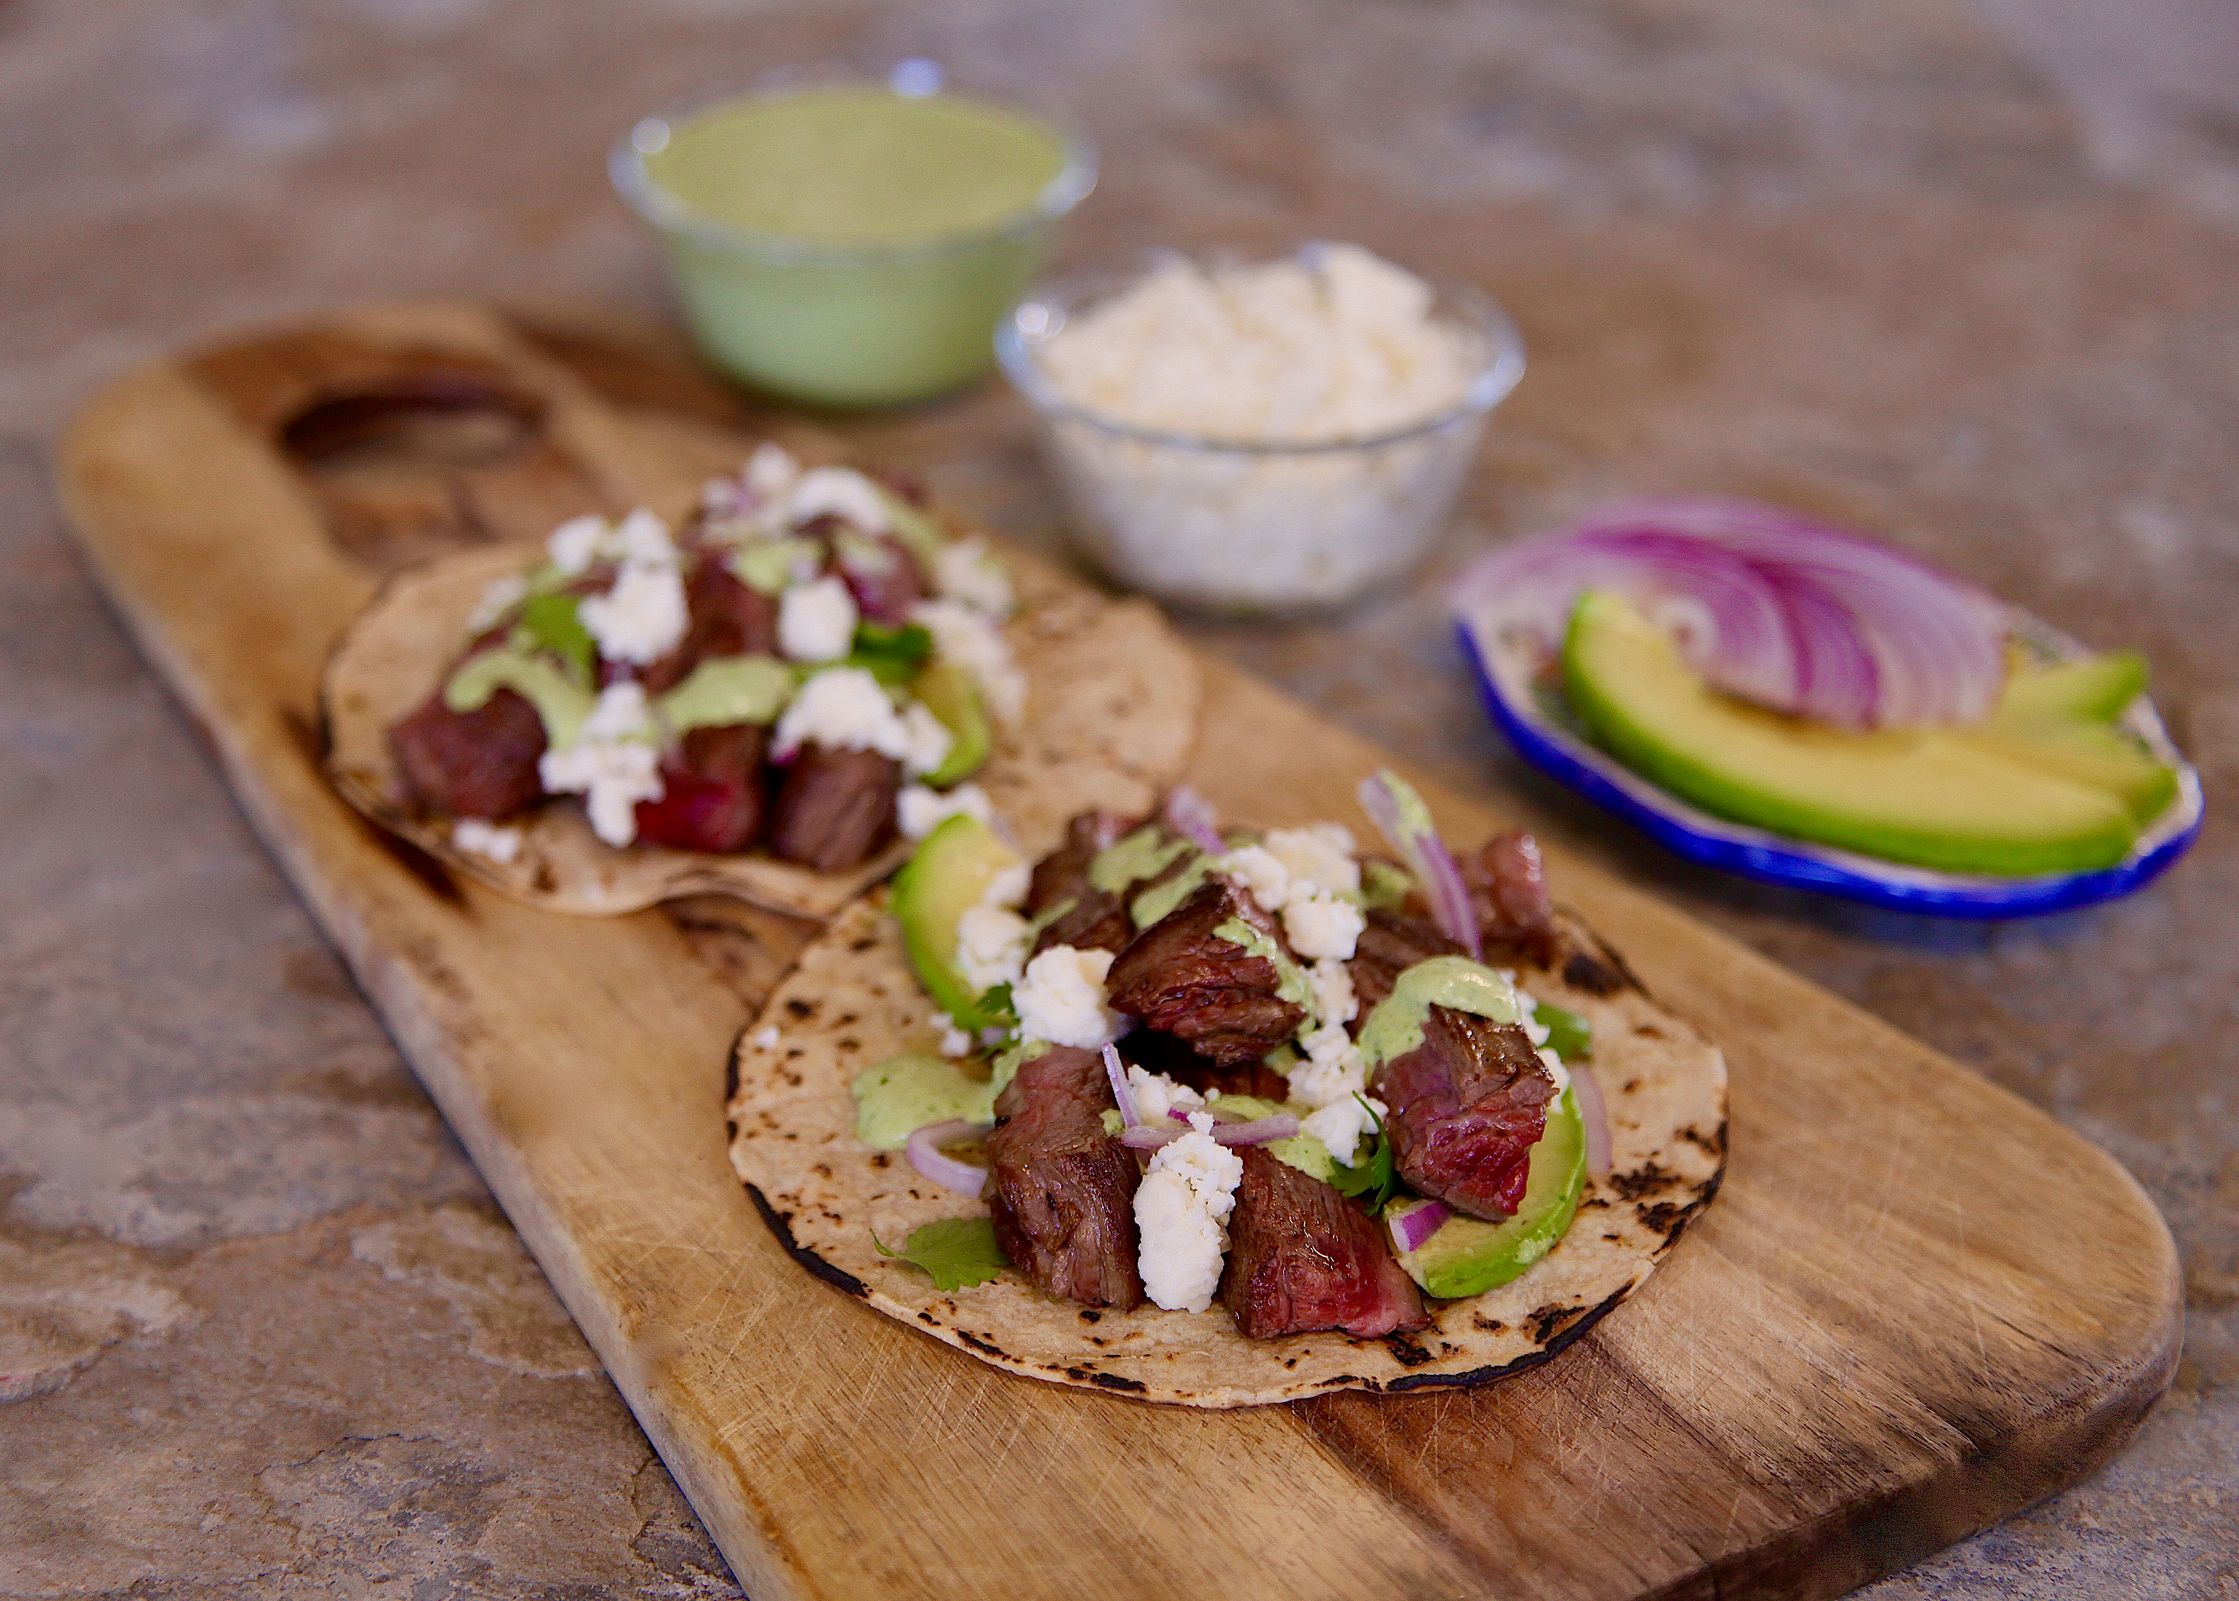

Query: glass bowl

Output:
[612, 62, 1096, 408]
[995, 250, 1525, 614]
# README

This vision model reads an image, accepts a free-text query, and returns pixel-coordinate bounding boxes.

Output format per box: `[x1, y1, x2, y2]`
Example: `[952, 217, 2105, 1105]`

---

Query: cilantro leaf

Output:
[848, 621, 935, 685]
[975, 982, 1017, 1029]
[512, 592, 596, 682]
[1329, 1095, 1398, 1212]
[1532, 1001, 1592, 1062]
[872, 1217, 1009, 1292]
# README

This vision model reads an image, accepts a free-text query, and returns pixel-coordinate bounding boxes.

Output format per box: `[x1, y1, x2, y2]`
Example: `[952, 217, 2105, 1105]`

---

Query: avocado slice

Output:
[1957, 720, 2178, 826]
[1562, 591, 2140, 876]
[913, 659, 992, 787]
[1993, 649, 2148, 726]
[1387, 1090, 1586, 1299]
[890, 814, 1022, 1031]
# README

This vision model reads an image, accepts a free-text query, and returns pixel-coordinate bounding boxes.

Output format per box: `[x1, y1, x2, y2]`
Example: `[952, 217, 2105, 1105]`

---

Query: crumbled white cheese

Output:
[900, 704, 955, 780]
[788, 466, 890, 532]
[950, 859, 1032, 997]
[1281, 892, 1364, 962]
[1301, 1093, 1386, 1167]
[1134, 1119, 1244, 1313]
[1220, 843, 1291, 914]
[985, 862, 1030, 909]
[580, 557, 688, 666]
[1037, 245, 1470, 447]
[547, 514, 608, 576]
[776, 575, 859, 663]
[770, 667, 913, 762]
[896, 781, 993, 841]
[612, 508, 674, 567]
[537, 682, 662, 847]
[1262, 823, 1361, 898]
[912, 599, 1025, 724]
[932, 1013, 976, 1058]
[450, 817, 523, 864]
[1011, 944, 1122, 1049]
[1288, 1025, 1367, 1106]
[955, 904, 1031, 993]
[468, 574, 527, 631]
[1284, 1013, 1383, 1163]
[742, 442, 800, 502]
[1126, 1065, 1205, 1126]
[1308, 958, 1358, 1030]
[1024, 245, 1489, 611]
[932, 535, 1014, 619]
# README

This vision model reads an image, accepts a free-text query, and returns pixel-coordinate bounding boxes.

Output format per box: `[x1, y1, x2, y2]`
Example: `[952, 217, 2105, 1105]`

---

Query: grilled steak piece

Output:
[637, 552, 781, 695]
[390, 683, 547, 820]
[1463, 830, 1560, 968]
[633, 724, 766, 853]
[768, 745, 900, 871]
[826, 526, 928, 624]
[1374, 1005, 1556, 1221]
[1026, 812, 1130, 913]
[1032, 893, 1135, 958]
[1348, 909, 1464, 1013]
[1024, 812, 1136, 956]
[1221, 1148, 1428, 1338]
[983, 1046, 1145, 1309]
[1106, 880, 1305, 1067]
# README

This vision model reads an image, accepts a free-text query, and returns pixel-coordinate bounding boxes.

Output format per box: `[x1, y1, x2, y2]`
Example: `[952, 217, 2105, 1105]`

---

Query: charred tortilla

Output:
[323, 547, 1202, 919]
[725, 893, 1726, 1406]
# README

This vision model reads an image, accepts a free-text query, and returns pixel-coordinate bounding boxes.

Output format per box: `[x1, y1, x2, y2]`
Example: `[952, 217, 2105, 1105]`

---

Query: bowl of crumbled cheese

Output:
[995, 243, 1523, 613]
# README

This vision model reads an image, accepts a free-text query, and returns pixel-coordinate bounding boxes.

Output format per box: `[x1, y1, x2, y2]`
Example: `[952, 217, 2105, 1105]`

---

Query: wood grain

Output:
[56, 304, 2183, 1601]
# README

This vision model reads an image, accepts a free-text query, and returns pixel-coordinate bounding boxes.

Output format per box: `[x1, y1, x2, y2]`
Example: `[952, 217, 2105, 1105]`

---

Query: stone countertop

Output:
[3, 0, 2234, 1595]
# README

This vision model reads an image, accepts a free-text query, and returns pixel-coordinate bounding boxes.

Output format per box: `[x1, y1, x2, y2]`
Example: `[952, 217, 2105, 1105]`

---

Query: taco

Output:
[323, 444, 1201, 918]
[726, 771, 1726, 1405]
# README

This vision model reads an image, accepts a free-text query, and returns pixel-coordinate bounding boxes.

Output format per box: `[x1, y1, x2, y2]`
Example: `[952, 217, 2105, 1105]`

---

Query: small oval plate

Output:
[1457, 611, 2204, 919]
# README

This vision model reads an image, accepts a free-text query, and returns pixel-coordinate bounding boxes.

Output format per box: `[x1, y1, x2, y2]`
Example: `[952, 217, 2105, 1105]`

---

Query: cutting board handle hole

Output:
[281, 374, 547, 477]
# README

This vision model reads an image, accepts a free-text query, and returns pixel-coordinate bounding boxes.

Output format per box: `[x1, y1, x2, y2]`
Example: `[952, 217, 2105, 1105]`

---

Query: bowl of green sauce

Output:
[613, 64, 1094, 408]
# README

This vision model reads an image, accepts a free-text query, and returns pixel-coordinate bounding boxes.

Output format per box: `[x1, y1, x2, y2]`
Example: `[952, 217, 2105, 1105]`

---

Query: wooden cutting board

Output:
[58, 303, 2182, 1601]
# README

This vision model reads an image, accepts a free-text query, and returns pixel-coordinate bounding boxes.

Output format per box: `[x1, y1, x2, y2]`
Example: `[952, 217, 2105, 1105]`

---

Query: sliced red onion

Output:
[1452, 498, 2007, 729]
[1118, 1115, 1298, 1150]
[1162, 785, 1227, 856]
[1388, 1199, 1451, 1254]
[1213, 1113, 1299, 1145]
[905, 1119, 991, 1196]
[1568, 1063, 1613, 1183]
[1358, 772, 1481, 960]
[1101, 1043, 1141, 1129]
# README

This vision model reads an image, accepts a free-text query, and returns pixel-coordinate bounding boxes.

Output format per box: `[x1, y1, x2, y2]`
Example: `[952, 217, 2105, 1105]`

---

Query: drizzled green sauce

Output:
[1355, 956, 1521, 1068]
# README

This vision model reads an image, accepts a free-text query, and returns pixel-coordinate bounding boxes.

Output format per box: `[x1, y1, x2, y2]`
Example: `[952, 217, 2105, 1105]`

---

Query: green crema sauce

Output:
[851, 1053, 999, 1149]
[659, 656, 795, 734]
[643, 88, 1069, 250]
[1360, 858, 1414, 911]
[1212, 917, 1318, 1023]
[445, 651, 593, 747]
[1088, 824, 1193, 896]
[1131, 855, 1213, 928]
[1355, 956, 1522, 1067]
[727, 538, 820, 595]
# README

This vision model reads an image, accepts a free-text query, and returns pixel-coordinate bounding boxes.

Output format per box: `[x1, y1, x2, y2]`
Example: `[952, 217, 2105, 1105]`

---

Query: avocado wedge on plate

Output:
[1458, 588, 2201, 915]
[1559, 592, 2157, 878]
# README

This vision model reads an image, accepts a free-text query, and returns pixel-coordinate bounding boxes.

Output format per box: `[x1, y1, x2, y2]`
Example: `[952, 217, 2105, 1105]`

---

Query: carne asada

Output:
[375, 443, 1020, 869]
[983, 1046, 1146, 1309]
[729, 768, 1729, 1404]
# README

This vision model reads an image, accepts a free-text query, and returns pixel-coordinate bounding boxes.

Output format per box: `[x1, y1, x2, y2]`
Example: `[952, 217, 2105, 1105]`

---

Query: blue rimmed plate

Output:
[1457, 611, 2204, 918]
